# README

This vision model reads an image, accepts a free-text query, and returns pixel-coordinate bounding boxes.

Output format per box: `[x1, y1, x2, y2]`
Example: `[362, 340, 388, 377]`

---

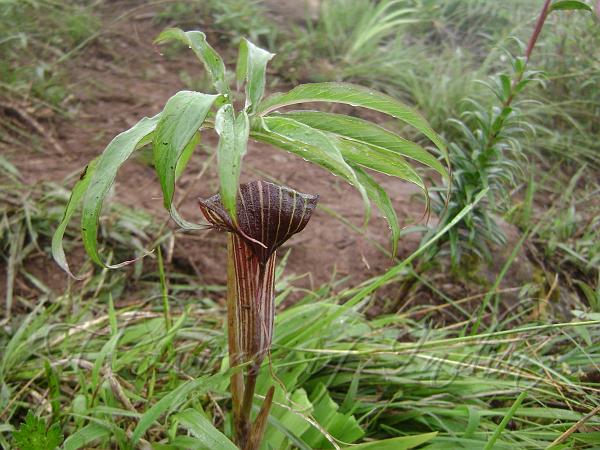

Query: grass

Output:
[2, 239, 599, 448]
[1, 0, 599, 449]
[0, 0, 100, 155]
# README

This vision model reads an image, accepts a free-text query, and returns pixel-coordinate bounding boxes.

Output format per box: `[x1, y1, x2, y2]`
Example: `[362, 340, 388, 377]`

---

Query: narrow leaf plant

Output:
[52, 28, 448, 448]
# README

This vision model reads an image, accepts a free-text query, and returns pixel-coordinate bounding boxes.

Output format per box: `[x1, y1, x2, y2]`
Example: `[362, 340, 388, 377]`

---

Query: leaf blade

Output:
[81, 115, 160, 268]
[353, 167, 401, 257]
[549, 0, 592, 12]
[52, 159, 97, 278]
[153, 90, 218, 229]
[174, 409, 237, 450]
[215, 105, 250, 222]
[335, 138, 425, 189]
[236, 38, 274, 113]
[257, 82, 447, 155]
[278, 110, 448, 180]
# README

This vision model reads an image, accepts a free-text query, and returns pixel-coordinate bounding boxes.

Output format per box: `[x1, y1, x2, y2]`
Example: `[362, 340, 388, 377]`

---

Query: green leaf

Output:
[302, 383, 364, 448]
[215, 105, 250, 222]
[236, 38, 274, 113]
[549, 0, 592, 12]
[12, 411, 63, 450]
[174, 409, 237, 450]
[63, 423, 110, 450]
[264, 388, 314, 449]
[91, 331, 121, 389]
[153, 91, 218, 229]
[175, 132, 199, 180]
[166, 436, 215, 449]
[353, 167, 401, 256]
[81, 115, 159, 268]
[131, 373, 227, 445]
[346, 432, 437, 449]
[52, 159, 98, 278]
[155, 28, 229, 94]
[257, 82, 447, 155]
[255, 116, 371, 222]
[335, 138, 425, 189]
[278, 111, 448, 180]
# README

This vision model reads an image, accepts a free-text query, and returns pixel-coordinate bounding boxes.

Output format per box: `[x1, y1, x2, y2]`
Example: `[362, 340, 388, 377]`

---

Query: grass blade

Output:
[175, 408, 237, 450]
[63, 423, 111, 450]
[131, 372, 227, 444]
[347, 432, 437, 449]
[483, 391, 527, 450]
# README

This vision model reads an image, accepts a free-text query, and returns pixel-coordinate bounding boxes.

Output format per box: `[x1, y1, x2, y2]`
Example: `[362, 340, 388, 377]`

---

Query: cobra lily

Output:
[52, 27, 448, 449]
[199, 180, 318, 448]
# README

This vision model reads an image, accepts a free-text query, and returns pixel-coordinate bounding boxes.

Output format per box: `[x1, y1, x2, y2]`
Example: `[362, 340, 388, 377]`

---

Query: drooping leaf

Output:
[174, 409, 237, 450]
[549, 0, 592, 12]
[353, 167, 401, 257]
[153, 90, 218, 229]
[215, 105, 250, 222]
[236, 38, 274, 113]
[278, 110, 448, 180]
[155, 28, 229, 94]
[257, 116, 371, 222]
[335, 138, 425, 189]
[81, 115, 159, 268]
[175, 131, 199, 180]
[52, 159, 98, 278]
[256, 82, 447, 155]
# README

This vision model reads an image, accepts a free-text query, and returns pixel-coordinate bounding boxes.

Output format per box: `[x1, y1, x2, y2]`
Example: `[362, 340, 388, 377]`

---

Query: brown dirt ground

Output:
[2, 1, 432, 302]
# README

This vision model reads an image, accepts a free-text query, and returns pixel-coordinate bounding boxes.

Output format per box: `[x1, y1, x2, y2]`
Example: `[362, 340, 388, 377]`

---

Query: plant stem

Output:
[525, 0, 552, 61]
[227, 234, 277, 449]
[239, 364, 259, 448]
[502, 0, 552, 112]
[227, 234, 244, 445]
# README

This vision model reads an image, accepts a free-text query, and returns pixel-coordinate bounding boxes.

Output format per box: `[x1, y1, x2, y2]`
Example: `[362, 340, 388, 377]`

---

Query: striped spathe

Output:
[199, 180, 318, 364]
